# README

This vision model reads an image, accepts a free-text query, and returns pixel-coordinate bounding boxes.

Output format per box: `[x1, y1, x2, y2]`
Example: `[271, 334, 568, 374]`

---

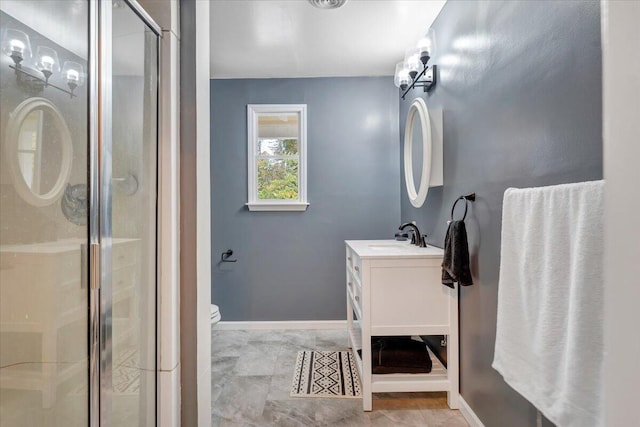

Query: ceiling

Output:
[209, 0, 446, 79]
[2, 0, 447, 79]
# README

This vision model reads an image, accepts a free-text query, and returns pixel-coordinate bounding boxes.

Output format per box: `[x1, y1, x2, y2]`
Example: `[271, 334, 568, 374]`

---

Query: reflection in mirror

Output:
[411, 110, 424, 192]
[4, 97, 73, 207]
[61, 183, 88, 225]
[17, 108, 64, 195]
[16, 109, 43, 192]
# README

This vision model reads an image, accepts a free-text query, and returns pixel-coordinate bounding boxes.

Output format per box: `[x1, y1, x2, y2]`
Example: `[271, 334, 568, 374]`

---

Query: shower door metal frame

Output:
[88, 0, 101, 425]
[89, 1, 161, 426]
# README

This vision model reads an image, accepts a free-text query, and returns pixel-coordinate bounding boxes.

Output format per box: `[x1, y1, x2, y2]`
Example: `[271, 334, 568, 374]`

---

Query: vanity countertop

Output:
[345, 239, 444, 259]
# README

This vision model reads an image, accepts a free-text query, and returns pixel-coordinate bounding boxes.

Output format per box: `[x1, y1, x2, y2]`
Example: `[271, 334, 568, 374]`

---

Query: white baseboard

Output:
[458, 395, 485, 427]
[214, 320, 348, 331]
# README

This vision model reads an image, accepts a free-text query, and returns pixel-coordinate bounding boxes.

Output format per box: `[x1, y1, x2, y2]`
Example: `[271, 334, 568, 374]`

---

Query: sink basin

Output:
[367, 244, 409, 251]
[347, 240, 442, 259]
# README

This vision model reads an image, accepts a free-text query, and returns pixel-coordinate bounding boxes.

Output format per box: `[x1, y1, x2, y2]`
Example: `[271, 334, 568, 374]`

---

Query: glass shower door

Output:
[0, 1, 160, 425]
[0, 2, 90, 426]
[107, 2, 159, 426]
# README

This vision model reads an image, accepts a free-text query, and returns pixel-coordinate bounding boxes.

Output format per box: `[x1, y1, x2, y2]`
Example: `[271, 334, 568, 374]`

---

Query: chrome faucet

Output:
[399, 222, 427, 247]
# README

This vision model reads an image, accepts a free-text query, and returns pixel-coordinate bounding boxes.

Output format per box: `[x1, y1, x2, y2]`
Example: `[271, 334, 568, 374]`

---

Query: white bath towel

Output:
[493, 180, 604, 427]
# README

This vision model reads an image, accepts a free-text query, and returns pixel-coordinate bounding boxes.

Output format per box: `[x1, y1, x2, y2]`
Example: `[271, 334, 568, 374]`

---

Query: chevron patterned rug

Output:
[290, 350, 361, 398]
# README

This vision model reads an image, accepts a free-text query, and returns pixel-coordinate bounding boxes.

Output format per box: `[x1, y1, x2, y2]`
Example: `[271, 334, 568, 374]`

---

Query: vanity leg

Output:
[347, 292, 353, 348]
[361, 326, 372, 411]
[42, 331, 57, 408]
[447, 336, 460, 409]
[447, 284, 460, 409]
[363, 390, 373, 411]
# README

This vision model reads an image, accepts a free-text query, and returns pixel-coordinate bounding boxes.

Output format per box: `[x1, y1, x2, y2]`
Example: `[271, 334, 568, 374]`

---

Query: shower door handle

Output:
[81, 243, 88, 289]
[81, 243, 100, 290]
[90, 243, 101, 290]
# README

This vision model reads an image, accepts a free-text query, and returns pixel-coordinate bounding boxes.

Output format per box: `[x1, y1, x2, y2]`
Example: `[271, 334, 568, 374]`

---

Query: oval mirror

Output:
[403, 97, 432, 208]
[4, 97, 73, 207]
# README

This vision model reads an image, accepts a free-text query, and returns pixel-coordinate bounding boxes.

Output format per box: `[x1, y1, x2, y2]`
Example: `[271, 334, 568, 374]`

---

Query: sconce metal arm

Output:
[10, 64, 76, 98]
[401, 64, 437, 100]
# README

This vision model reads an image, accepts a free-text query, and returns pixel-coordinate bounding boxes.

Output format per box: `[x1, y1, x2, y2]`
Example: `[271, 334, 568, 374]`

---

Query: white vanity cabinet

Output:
[345, 240, 459, 411]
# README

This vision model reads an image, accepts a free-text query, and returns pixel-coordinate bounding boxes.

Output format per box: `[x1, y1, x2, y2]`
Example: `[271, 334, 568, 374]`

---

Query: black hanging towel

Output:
[442, 220, 473, 288]
[442, 194, 475, 288]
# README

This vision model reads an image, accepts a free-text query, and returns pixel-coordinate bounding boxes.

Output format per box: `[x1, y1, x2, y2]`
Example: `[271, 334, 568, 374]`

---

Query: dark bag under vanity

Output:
[358, 337, 432, 374]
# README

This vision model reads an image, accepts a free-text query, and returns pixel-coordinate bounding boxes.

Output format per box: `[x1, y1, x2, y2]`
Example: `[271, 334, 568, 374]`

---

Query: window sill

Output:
[246, 202, 309, 212]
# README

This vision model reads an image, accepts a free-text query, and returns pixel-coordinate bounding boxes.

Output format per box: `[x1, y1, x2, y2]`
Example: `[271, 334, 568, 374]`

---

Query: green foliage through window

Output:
[257, 156, 299, 200]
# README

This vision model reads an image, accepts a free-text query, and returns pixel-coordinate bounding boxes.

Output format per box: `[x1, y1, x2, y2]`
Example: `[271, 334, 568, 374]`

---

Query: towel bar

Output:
[450, 193, 476, 221]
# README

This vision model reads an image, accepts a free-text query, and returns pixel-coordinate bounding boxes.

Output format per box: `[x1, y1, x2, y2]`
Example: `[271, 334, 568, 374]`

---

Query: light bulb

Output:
[417, 29, 436, 65]
[417, 37, 431, 65]
[66, 69, 79, 82]
[417, 37, 431, 53]
[10, 39, 25, 54]
[35, 46, 60, 81]
[40, 55, 54, 70]
[62, 61, 84, 96]
[405, 48, 422, 80]
[394, 61, 410, 90]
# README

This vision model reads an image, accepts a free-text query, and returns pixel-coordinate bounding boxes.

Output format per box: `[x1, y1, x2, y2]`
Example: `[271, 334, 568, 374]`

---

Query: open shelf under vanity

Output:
[347, 327, 449, 393]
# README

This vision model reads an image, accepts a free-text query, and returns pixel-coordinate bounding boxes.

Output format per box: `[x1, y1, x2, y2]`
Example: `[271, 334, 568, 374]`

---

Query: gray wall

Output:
[400, 1, 602, 426]
[211, 77, 400, 321]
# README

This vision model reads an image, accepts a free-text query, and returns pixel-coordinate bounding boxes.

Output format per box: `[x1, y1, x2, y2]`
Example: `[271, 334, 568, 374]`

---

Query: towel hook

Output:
[450, 193, 476, 221]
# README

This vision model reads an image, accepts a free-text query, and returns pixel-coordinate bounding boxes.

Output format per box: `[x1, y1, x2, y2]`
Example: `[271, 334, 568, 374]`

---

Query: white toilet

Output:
[211, 304, 222, 325]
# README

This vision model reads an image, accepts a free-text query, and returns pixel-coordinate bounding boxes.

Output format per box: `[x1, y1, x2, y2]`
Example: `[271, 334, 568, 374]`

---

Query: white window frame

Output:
[246, 104, 309, 211]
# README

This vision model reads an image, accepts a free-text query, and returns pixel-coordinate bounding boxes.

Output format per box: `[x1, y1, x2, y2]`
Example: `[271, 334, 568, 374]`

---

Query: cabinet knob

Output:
[354, 266, 359, 272]
[355, 295, 360, 302]
[347, 257, 352, 261]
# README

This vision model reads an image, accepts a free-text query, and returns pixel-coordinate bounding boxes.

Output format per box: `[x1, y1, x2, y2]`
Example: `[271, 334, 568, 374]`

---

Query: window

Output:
[247, 104, 308, 211]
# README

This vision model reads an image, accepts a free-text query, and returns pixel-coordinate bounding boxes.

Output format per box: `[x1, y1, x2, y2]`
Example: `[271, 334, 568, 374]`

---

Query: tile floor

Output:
[211, 328, 469, 426]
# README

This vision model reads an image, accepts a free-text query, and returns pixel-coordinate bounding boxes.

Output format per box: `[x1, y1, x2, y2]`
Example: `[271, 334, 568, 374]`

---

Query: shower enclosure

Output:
[0, 1, 160, 425]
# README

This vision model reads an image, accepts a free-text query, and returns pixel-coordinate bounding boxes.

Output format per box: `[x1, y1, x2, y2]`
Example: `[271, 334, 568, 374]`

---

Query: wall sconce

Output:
[35, 46, 60, 84]
[394, 31, 437, 99]
[61, 61, 85, 95]
[1, 29, 31, 65]
[1, 28, 84, 98]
